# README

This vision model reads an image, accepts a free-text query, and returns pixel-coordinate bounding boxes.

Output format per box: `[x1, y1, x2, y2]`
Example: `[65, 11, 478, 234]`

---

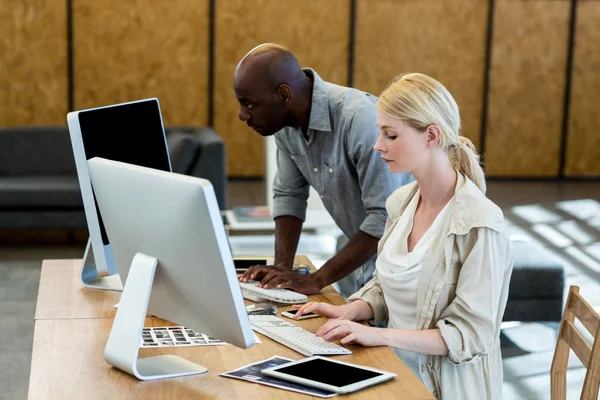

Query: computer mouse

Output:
[246, 303, 278, 315]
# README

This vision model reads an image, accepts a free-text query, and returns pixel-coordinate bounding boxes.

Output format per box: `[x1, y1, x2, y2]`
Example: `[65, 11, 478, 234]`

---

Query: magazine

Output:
[140, 326, 260, 348]
[221, 356, 336, 398]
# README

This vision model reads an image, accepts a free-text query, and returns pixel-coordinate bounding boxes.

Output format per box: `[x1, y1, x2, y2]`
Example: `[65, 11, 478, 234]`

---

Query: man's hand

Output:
[239, 263, 293, 283]
[238, 264, 323, 295]
[316, 319, 383, 347]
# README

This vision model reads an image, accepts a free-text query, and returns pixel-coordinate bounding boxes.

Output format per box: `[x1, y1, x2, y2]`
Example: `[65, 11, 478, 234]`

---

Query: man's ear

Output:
[425, 125, 442, 148]
[277, 84, 292, 105]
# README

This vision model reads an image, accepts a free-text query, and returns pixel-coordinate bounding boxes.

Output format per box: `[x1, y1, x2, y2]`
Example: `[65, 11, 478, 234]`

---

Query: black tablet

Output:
[233, 258, 271, 272]
[261, 356, 397, 394]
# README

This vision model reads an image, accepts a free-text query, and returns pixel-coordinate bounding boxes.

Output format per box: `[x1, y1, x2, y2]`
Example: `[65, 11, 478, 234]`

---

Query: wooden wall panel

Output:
[214, 0, 350, 177]
[485, 0, 570, 177]
[354, 0, 488, 150]
[0, 0, 67, 125]
[565, 1, 600, 177]
[73, 0, 209, 126]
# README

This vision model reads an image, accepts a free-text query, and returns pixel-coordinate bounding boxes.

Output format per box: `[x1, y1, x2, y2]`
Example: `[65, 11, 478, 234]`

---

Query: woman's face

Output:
[373, 111, 428, 174]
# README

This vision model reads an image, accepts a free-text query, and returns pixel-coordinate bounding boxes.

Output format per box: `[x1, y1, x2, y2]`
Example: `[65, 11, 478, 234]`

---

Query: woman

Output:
[293, 73, 513, 399]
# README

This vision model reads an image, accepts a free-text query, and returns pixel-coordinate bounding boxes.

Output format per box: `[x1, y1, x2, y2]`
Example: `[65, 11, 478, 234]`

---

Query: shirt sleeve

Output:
[436, 227, 514, 364]
[347, 270, 389, 326]
[271, 134, 310, 221]
[346, 107, 413, 239]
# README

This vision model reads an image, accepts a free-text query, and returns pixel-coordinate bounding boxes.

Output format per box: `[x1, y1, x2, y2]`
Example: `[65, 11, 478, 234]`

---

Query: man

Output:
[234, 43, 413, 297]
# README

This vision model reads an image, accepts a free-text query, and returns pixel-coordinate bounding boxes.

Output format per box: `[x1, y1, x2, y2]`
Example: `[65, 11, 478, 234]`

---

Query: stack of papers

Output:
[221, 356, 336, 398]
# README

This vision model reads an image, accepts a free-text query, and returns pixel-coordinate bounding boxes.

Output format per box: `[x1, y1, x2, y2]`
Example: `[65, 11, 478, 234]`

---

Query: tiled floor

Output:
[1, 179, 599, 399]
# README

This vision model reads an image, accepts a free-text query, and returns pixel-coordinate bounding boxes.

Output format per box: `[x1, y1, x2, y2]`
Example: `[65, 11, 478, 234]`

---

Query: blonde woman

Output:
[293, 73, 513, 399]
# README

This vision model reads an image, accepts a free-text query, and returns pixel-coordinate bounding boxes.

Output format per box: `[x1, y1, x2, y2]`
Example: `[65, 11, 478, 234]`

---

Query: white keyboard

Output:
[248, 315, 352, 356]
[240, 281, 308, 304]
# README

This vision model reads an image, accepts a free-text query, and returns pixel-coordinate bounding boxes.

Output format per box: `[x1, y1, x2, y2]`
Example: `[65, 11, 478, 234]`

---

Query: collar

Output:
[304, 68, 332, 132]
[386, 171, 505, 235]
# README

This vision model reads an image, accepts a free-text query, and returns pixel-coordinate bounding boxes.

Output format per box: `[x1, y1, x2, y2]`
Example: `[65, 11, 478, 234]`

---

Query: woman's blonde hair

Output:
[377, 73, 486, 193]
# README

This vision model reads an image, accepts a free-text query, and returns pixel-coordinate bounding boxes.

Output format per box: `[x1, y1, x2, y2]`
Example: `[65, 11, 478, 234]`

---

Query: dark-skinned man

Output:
[234, 43, 413, 297]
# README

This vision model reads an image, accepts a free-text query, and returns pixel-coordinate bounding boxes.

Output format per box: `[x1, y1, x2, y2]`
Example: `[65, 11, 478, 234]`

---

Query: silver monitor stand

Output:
[104, 253, 206, 380]
[79, 238, 123, 291]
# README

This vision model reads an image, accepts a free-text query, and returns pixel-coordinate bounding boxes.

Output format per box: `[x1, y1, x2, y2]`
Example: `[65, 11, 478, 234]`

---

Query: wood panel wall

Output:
[213, 0, 350, 176]
[2, 0, 600, 179]
[354, 0, 488, 150]
[565, 1, 600, 177]
[485, 0, 570, 177]
[0, 0, 67, 126]
[73, 0, 209, 126]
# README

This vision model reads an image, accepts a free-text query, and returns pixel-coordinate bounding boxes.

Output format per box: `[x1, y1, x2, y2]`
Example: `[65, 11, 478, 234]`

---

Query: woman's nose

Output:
[373, 135, 385, 153]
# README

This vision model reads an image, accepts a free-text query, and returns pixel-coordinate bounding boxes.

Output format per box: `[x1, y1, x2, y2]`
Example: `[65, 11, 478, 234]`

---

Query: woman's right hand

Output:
[292, 302, 353, 320]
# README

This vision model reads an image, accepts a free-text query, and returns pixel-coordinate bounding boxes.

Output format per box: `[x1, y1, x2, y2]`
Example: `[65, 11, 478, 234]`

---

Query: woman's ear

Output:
[425, 125, 442, 148]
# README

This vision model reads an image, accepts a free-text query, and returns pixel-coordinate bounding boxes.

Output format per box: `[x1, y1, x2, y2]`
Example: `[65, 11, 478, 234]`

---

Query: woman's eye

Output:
[387, 135, 397, 140]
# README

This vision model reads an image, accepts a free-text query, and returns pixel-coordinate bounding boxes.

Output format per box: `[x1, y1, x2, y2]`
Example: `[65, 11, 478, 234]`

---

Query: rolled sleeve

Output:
[348, 270, 389, 326]
[272, 134, 310, 221]
[346, 108, 413, 238]
[437, 228, 512, 364]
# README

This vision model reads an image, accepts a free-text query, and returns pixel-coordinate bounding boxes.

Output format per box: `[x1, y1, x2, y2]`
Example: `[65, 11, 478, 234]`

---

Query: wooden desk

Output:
[29, 258, 433, 399]
[35, 259, 121, 320]
[34, 256, 344, 321]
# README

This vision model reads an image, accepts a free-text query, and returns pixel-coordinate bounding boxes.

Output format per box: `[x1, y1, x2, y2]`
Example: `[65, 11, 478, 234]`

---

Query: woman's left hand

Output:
[316, 319, 383, 347]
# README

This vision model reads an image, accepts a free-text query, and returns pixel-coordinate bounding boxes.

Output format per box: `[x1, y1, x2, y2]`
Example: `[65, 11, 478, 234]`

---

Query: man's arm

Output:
[239, 215, 303, 284]
[273, 215, 303, 268]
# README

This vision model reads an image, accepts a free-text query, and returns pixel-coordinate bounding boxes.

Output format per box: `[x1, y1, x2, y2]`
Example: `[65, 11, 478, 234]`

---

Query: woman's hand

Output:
[316, 319, 383, 347]
[292, 302, 352, 320]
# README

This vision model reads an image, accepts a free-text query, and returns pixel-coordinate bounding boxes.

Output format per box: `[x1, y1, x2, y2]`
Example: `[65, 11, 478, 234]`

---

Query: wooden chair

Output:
[551, 286, 600, 399]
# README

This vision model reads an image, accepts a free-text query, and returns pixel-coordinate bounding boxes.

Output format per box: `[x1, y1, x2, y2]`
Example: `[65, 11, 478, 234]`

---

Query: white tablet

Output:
[261, 356, 397, 394]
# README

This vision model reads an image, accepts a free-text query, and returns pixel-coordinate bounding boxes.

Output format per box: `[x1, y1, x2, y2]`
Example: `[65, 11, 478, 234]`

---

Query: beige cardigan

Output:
[349, 172, 514, 400]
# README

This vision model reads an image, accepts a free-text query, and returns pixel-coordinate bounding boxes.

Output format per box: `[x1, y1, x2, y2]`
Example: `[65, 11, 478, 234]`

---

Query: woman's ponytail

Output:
[450, 136, 486, 193]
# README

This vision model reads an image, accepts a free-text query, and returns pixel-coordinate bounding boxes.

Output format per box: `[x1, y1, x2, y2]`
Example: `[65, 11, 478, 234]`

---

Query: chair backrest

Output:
[551, 286, 600, 400]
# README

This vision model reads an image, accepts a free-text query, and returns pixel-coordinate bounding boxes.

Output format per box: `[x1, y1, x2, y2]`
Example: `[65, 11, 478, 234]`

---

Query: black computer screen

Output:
[78, 100, 171, 245]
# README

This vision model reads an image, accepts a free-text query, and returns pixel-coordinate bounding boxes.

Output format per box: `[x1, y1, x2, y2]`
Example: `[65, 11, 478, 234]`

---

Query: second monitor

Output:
[67, 98, 172, 291]
[87, 157, 254, 380]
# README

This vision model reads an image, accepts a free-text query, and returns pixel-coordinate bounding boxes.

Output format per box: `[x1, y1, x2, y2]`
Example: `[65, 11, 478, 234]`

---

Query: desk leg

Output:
[79, 238, 123, 291]
[104, 252, 208, 380]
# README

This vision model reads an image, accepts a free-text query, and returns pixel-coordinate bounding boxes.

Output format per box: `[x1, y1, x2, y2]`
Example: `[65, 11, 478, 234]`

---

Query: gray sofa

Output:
[503, 238, 565, 322]
[0, 126, 227, 229]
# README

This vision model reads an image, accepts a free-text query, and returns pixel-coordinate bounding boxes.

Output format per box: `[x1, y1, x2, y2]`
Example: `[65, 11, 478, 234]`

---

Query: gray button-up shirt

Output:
[272, 69, 413, 240]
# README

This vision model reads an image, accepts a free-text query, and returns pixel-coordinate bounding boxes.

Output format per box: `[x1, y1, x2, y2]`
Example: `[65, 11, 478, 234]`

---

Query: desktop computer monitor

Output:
[87, 157, 254, 380]
[67, 98, 172, 291]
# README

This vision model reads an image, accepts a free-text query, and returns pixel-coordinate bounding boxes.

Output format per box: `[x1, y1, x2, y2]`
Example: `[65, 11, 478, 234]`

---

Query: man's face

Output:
[233, 72, 289, 137]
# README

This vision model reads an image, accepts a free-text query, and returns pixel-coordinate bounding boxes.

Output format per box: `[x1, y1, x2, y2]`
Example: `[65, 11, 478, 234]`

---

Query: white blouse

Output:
[376, 190, 453, 377]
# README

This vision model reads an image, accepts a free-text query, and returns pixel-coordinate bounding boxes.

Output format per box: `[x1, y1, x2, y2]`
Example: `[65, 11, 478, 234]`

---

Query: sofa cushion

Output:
[509, 239, 564, 299]
[0, 176, 82, 208]
[0, 127, 77, 175]
[166, 132, 201, 175]
[0, 210, 87, 229]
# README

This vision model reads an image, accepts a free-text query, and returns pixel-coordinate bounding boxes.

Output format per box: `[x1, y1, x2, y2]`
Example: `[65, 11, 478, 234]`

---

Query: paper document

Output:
[221, 356, 336, 398]
[140, 326, 260, 348]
